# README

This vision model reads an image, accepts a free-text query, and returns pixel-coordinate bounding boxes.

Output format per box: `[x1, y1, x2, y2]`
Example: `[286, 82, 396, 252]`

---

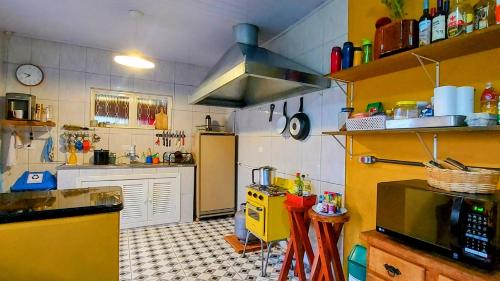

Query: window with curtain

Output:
[90, 88, 172, 129]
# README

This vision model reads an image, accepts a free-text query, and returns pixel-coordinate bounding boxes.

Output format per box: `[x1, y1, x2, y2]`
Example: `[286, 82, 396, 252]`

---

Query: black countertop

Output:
[0, 186, 123, 224]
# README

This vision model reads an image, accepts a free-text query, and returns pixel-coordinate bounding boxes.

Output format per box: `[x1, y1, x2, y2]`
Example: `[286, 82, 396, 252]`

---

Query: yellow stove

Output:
[245, 185, 290, 242]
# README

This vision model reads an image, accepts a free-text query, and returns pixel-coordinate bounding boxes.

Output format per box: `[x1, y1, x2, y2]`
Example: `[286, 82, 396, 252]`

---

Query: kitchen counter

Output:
[56, 162, 196, 170]
[0, 186, 123, 224]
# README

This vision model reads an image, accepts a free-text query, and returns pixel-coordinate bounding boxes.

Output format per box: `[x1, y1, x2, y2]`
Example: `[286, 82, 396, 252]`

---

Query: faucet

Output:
[126, 145, 140, 163]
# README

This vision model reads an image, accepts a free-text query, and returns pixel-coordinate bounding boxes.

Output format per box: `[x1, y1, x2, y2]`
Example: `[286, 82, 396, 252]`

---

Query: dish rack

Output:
[426, 167, 500, 194]
[346, 115, 386, 131]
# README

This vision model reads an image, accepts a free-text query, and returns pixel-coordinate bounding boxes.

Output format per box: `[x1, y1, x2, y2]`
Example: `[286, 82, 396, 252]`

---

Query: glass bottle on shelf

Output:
[473, 0, 496, 30]
[419, 0, 433, 46]
[432, 0, 448, 42]
[448, 0, 465, 38]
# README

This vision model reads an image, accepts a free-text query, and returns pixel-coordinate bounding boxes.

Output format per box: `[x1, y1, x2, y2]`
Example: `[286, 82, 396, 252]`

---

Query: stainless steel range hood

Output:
[190, 23, 331, 108]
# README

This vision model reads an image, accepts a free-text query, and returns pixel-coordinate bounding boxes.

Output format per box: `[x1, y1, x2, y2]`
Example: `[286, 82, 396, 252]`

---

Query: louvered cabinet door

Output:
[81, 179, 149, 228]
[148, 176, 180, 225]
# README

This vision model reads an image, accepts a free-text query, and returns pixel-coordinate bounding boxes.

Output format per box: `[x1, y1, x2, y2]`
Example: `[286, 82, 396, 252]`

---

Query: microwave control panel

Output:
[464, 211, 490, 259]
[462, 200, 496, 263]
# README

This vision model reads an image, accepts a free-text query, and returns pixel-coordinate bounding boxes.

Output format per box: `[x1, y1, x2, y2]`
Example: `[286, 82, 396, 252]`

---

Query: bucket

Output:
[347, 244, 367, 281]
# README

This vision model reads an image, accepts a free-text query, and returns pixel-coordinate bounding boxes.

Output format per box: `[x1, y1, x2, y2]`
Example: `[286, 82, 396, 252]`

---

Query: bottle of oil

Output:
[474, 0, 496, 30]
[480, 82, 498, 114]
[448, 0, 465, 38]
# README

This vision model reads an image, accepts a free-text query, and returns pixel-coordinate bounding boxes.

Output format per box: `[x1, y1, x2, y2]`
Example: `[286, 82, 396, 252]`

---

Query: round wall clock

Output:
[16, 64, 44, 86]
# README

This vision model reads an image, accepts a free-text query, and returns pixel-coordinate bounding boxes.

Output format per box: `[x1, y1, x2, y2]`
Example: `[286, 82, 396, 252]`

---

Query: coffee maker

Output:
[6, 93, 36, 120]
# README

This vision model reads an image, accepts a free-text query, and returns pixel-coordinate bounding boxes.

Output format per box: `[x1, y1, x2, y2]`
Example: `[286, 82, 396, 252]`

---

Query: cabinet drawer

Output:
[367, 272, 388, 281]
[438, 275, 456, 281]
[369, 247, 425, 281]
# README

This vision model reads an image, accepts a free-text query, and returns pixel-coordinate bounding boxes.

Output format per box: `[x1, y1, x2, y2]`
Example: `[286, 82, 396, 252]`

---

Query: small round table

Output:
[308, 209, 350, 281]
[278, 201, 315, 281]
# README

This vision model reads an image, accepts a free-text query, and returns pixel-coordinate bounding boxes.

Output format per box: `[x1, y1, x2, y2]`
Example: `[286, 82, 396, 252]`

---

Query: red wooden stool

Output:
[278, 201, 315, 281]
[308, 209, 350, 281]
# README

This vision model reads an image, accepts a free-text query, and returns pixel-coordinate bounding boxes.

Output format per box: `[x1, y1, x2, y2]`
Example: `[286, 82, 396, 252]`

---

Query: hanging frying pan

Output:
[275, 101, 288, 134]
[289, 97, 310, 140]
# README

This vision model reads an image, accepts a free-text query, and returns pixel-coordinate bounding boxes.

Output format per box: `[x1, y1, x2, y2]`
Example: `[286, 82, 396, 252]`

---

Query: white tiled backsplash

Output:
[235, 0, 348, 206]
[1, 34, 234, 191]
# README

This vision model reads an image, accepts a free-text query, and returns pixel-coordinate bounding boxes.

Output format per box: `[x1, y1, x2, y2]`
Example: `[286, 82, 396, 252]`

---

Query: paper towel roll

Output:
[434, 86, 457, 116]
[456, 86, 475, 116]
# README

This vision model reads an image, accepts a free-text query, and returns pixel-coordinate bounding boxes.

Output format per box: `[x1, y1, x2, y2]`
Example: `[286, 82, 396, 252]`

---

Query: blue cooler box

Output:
[11, 171, 57, 192]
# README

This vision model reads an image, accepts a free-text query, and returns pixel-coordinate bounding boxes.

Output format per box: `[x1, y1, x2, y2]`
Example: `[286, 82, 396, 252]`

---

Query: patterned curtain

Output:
[137, 97, 168, 126]
[94, 94, 130, 125]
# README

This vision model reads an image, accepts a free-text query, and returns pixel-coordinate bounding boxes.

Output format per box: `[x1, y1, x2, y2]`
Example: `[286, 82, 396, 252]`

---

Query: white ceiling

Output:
[0, 0, 328, 67]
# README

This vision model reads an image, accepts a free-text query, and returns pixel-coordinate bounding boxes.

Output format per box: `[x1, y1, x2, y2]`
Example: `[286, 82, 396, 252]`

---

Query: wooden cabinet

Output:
[80, 174, 180, 228]
[368, 247, 425, 281]
[148, 177, 180, 225]
[361, 231, 500, 281]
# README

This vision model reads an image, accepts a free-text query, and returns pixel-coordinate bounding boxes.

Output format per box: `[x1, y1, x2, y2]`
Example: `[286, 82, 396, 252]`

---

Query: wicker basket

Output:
[426, 167, 500, 194]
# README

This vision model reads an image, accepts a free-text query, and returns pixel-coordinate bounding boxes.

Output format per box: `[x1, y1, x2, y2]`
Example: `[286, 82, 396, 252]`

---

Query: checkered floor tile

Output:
[119, 218, 302, 281]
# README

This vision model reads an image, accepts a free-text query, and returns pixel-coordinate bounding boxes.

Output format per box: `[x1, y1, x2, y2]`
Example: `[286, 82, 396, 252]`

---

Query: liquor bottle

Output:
[448, 0, 465, 38]
[419, 0, 433, 46]
[433, 0, 448, 42]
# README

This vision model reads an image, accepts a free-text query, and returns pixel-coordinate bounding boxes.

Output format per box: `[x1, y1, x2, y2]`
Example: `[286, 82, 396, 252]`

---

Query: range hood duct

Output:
[190, 23, 331, 108]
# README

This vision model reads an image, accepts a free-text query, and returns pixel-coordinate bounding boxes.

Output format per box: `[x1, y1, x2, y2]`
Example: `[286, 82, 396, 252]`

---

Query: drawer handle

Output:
[384, 263, 401, 277]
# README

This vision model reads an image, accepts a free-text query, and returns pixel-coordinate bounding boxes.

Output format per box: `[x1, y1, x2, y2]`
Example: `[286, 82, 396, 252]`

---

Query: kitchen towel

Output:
[456, 86, 475, 116]
[434, 86, 457, 116]
[4, 132, 16, 168]
[42, 136, 54, 162]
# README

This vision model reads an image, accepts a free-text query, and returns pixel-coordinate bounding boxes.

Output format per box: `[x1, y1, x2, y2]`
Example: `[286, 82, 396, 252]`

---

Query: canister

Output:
[330, 47, 342, 73]
[362, 39, 373, 64]
[341, 42, 354, 69]
[353, 47, 363, 67]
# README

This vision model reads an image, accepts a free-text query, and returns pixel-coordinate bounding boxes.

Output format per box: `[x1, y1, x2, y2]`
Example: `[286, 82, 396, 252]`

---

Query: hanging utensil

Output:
[289, 97, 310, 141]
[162, 130, 166, 146]
[276, 101, 289, 135]
[269, 104, 275, 122]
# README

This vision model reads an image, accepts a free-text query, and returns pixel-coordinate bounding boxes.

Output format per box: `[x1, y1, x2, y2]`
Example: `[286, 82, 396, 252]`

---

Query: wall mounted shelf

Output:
[325, 25, 500, 83]
[323, 126, 500, 136]
[324, 126, 500, 160]
[0, 120, 56, 128]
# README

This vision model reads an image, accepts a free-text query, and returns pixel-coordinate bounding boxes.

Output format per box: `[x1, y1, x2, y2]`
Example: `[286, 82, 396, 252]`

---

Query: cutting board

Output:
[155, 108, 168, 130]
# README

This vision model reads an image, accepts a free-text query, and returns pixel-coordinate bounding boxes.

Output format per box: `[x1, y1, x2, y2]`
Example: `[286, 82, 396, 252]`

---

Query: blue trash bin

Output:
[347, 244, 367, 281]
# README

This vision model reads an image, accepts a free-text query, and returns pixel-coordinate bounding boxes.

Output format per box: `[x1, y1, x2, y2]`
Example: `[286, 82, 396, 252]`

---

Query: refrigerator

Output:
[193, 132, 236, 219]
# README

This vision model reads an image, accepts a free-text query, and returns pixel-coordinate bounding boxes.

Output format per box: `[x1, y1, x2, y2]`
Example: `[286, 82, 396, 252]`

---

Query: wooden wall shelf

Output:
[326, 25, 500, 82]
[323, 126, 500, 136]
[0, 120, 56, 127]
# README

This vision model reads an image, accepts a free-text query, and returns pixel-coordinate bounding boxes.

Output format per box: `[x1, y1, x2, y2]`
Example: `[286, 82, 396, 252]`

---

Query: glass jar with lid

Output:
[393, 101, 419, 120]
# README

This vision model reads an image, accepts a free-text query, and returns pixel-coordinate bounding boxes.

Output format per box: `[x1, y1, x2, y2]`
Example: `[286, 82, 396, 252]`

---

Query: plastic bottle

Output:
[480, 82, 498, 114]
[448, 0, 465, 38]
[361, 39, 373, 63]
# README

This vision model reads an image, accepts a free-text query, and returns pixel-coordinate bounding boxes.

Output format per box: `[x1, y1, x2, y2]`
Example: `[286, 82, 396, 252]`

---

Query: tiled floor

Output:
[119, 218, 294, 281]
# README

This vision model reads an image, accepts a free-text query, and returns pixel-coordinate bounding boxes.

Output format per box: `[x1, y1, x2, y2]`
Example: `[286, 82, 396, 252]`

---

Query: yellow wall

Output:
[344, 0, 500, 264]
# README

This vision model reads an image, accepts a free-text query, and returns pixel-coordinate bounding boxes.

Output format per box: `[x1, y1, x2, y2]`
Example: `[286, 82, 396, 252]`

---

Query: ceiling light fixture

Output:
[114, 10, 155, 69]
[114, 55, 155, 69]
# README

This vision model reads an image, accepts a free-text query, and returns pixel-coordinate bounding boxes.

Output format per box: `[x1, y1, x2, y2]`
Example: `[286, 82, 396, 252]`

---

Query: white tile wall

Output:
[235, 0, 348, 206]
[1, 35, 233, 191]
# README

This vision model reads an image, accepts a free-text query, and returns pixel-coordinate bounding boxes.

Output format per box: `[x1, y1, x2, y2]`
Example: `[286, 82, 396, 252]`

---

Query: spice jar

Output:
[393, 101, 419, 120]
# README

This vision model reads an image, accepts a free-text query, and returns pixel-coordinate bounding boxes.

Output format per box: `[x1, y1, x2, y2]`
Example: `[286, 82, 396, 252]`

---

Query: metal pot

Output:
[252, 166, 276, 186]
[93, 149, 109, 165]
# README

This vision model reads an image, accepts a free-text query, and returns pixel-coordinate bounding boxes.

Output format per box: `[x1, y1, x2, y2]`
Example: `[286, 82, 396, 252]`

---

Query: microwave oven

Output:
[377, 180, 499, 269]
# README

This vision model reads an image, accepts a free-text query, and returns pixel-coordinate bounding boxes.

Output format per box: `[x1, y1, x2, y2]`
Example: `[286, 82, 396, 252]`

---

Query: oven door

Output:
[246, 201, 265, 238]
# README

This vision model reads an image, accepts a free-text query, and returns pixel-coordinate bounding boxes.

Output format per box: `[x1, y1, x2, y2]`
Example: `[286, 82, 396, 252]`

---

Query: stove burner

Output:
[248, 184, 287, 196]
